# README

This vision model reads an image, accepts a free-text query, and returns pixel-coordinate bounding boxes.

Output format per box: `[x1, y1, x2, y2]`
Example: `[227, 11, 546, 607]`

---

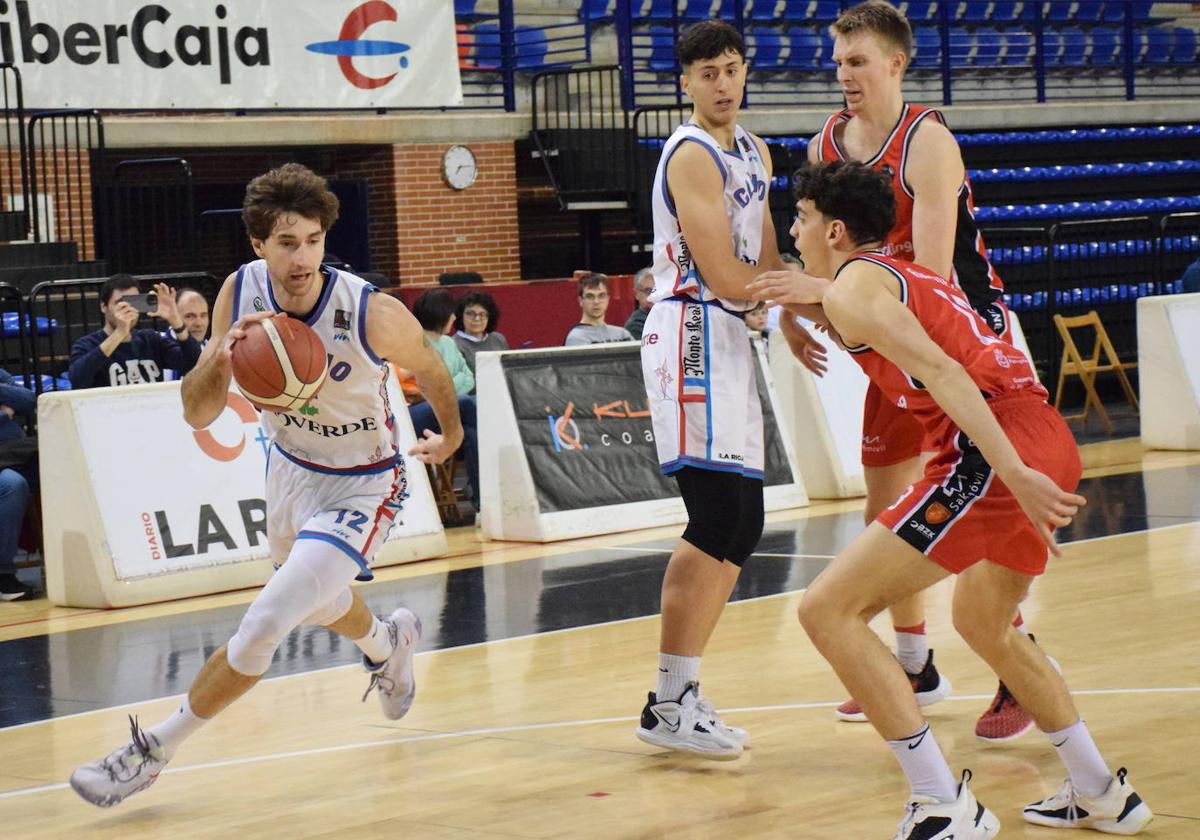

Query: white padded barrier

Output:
[477, 341, 807, 542]
[1138, 292, 1200, 450]
[40, 381, 446, 608]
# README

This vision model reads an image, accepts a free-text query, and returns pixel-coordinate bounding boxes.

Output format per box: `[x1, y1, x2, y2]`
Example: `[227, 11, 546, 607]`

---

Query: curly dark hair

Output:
[243, 163, 340, 241]
[412, 289, 456, 333]
[454, 291, 501, 334]
[792, 161, 896, 246]
[677, 20, 745, 68]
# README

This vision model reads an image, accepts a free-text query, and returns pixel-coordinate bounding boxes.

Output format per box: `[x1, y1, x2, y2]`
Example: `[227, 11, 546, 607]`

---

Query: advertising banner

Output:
[69, 381, 440, 582]
[8, 0, 462, 109]
[500, 344, 796, 515]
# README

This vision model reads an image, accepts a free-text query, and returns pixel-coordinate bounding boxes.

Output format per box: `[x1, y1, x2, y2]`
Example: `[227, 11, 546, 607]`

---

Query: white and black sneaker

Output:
[69, 716, 169, 808]
[695, 691, 751, 749]
[636, 682, 743, 760]
[361, 607, 422, 720]
[1023, 767, 1153, 834]
[893, 770, 1000, 840]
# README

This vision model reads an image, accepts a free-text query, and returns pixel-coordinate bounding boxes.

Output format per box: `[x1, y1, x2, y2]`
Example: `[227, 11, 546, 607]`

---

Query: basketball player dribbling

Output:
[755, 0, 1041, 741]
[70, 163, 465, 807]
[782, 160, 1152, 838]
[634, 20, 829, 760]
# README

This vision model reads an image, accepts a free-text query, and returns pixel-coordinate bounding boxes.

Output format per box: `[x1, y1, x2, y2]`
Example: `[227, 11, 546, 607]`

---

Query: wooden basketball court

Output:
[0, 439, 1197, 838]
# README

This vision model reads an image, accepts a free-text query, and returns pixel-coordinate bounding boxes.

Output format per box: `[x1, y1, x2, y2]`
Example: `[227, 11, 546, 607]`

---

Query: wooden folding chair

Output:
[1052, 310, 1139, 434]
[426, 457, 466, 526]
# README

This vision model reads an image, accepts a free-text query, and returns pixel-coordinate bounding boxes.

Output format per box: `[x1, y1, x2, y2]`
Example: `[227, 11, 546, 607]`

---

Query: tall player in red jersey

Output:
[811, 0, 1035, 739]
[781, 161, 1153, 838]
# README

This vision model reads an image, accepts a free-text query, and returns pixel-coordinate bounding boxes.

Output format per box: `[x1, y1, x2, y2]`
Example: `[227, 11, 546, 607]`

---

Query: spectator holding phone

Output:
[68, 274, 202, 389]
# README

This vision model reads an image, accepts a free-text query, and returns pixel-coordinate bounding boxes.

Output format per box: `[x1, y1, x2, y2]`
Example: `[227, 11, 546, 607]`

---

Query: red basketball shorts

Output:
[875, 391, 1082, 577]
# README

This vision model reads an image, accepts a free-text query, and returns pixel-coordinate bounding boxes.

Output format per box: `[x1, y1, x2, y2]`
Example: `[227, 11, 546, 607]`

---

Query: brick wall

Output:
[388, 142, 521, 284]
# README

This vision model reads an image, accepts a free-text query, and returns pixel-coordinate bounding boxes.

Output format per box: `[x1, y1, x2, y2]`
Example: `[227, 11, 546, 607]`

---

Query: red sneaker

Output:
[975, 681, 1035, 742]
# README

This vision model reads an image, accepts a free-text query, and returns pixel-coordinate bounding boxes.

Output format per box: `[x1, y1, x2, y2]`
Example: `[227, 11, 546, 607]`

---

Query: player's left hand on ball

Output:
[1010, 467, 1086, 557]
[408, 428, 458, 465]
[748, 270, 830, 307]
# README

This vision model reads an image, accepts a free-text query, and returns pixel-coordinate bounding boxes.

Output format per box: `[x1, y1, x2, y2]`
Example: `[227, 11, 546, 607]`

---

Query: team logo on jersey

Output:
[733, 171, 767, 208]
[305, 1, 411, 90]
[881, 163, 895, 178]
[654, 359, 673, 400]
[681, 303, 707, 396]
[334, 309, 352, 330]
[253, 296, 266, 312]
[925, 502, 952, 525]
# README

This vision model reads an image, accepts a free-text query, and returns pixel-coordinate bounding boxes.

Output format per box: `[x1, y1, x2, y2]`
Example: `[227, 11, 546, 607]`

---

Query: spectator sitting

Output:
[453, 291, 510, 384]
[624, 267, 655, 341]
[404, 290, 479, 511]
[564, 272, 635, 346]
[68, 275, 202, 389]
[176, 287, 211, 344]
[0, 368, 37, 601]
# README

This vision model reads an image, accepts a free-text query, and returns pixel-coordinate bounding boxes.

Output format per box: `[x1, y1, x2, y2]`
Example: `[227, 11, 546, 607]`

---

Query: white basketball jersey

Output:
[232, 260, 399, 471]
[649, 122, 769, 312]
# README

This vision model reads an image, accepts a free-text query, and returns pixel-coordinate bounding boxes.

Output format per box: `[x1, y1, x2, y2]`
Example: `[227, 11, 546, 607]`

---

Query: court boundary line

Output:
[2, 685, 1198, 802]
[0, 519, 1196, 735]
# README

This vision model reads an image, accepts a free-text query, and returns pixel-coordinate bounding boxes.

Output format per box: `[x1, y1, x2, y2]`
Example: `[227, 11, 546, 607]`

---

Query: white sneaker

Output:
[361, 607, 422, 720]
[636, 682, 743, 760]
[695, 692, 751, 749]
[894, 771, 1000, 840]
[69, 716, 169, 808]
[1023, 767, 1153, 834]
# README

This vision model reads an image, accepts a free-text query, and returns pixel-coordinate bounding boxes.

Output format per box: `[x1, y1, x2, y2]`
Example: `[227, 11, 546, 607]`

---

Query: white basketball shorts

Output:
[266, 445, 407, 581]
[640, 298, 764, 478]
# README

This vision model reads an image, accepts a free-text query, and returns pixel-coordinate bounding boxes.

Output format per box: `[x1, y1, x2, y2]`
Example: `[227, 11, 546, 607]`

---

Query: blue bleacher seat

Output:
[963, 1, 991, 22]
[1132, 1, 1153, 21]
[1047, 1, 1073, 22]
[991, 1, 1020, 21]
[455, 0, 479, 16]
[788, 27, 822, 67]
[781, 0, 812, 18]
[472, 23, 501, 67]
[1059, 26, 1087, 65]
[681, 0, 712, 18]
[748, 0, 780, 19]
[974, 26, 1004, 64]
[0, 312, 56, 337]
[820, 28, 836, 68]
[913, 26, 942, 67]
[580, 0, 613, 18]
[647, 25, 675, 70]
[1090, 26, 1120, 65]
[904, 1, 936, 21]
[1145, 26, 1172, 62]
[12, 374, 70, 392]
[950, 26, 972, 64]
[1074, 1, 1104, 23]
[750, 27, 786, 67]
[712, 0, 735, 18]
[1041, 27, 1064, 64]
[813, 0, 841, 21]
[1173, 27, 1199, 63]
[642, 0, 675, 19]
[1002, 27, 1033, 64]
[514, 27, 549, 68]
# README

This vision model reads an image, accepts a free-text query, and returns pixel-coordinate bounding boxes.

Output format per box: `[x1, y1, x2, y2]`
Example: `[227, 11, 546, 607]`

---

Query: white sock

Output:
[145, 696, 208, 760]
[355, 615, 395, 666]
[894, 623, 929, 674]
[887, 724, 959, 802]
[1045, 719, 1112, 798]
[656, 653, 700, 703]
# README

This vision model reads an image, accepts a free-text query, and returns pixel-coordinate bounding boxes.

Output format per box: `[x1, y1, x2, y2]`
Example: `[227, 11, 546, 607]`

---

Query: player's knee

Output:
[725, 495, 764, 567]
[796, 588, 829, 642]
[681, 519, 733, 564]
[227, 605, 294, 676]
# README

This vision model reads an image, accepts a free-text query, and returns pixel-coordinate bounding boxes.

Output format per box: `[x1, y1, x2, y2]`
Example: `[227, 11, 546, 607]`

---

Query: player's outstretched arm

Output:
[823, 264, 1086, 555]
[365, 293, 464, 464]
[669, 142, 763, 300]
[180, 274, 273, 429]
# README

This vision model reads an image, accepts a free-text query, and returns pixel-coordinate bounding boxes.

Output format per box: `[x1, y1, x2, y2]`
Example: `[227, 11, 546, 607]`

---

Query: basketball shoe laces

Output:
[1037, 777, 1087, 823]
[101, 716, 163, 784]
[360, 619, 400, 704]
[989, 681, 1016, 715]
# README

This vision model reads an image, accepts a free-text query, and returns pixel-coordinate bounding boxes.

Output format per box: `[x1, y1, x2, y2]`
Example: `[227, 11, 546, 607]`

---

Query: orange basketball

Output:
[230, 316, 328, 412]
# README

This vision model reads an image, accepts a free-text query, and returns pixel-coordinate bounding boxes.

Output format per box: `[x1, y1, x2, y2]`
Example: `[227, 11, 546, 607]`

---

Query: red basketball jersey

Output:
[841, 253, 1045, 441]
[816, 104, 1004, 309]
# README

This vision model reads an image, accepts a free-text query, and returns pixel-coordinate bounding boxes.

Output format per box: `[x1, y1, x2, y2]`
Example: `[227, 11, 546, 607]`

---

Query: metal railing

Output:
[0, 64, 28, 242]
[105, 158, 198, 275]
[27, 110, 105, 260]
